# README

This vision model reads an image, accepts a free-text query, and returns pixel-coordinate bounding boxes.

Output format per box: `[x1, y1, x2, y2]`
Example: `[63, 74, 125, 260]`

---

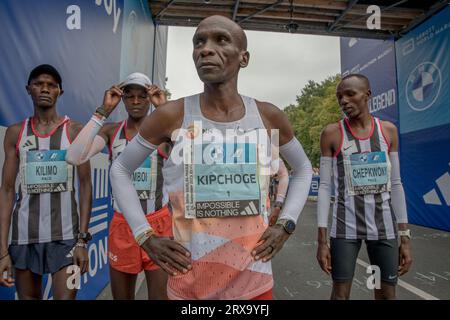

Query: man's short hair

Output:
[28, 64, 62, 89]
[341, 73, 370, 90]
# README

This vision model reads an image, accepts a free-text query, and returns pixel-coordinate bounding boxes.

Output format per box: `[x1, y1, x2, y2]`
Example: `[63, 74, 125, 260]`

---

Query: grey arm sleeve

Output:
[317, 157, 332, 228]
[390, 152, 408, 224]
[110, 133, 157, 237]
[278, 137, 313, 222]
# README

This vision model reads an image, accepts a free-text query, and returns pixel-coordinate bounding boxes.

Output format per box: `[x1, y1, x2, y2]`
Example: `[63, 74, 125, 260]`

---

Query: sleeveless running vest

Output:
[331, 117, 397, 240]
[110, 120, 168, 214]
[163, 94, 273, 300]
[12, 116, 79, 245]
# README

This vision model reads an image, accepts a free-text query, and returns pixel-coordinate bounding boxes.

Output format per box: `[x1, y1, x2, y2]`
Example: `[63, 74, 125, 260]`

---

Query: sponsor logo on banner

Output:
[402, 38, 415, 56]
[423, 165, 450, 206]
[406, 62, 442, 111]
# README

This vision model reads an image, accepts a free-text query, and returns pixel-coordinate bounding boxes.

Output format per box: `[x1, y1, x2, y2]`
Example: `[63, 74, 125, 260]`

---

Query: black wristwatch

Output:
[273, 201, 283, 209]
[77, 232, 92, 243]
[276, 219, 296, 235]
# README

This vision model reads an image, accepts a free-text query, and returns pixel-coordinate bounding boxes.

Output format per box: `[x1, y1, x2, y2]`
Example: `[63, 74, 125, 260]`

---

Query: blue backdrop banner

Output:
[395, 6, 450, 231]
[340, 37, 399, 125]
[400, 124, 450, 231]
[0, 0, 161, 300]
[396, 6, 450, 135]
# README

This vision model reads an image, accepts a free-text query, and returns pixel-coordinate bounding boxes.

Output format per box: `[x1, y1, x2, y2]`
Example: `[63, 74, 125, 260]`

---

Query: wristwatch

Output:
[273, 201, 283, 209]
[276, 219, 296, 235]
[77, 232, 92, 243]
[398, 229, 411, 239]
[94, 105, 111, 118]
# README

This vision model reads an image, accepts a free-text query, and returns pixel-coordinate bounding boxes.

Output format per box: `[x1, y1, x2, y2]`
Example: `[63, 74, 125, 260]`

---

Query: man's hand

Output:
[102, 83, 124, 114]
[73, 245, 89, 274]
[252, 225, 290, 262]
[142, 236, 192, 276]
[147, 85, 167, 107]
[398, 239, 412, 276]
[268, 206, 281, 226]
[0, 254, 14, 287]
[316, 242, 332, 275]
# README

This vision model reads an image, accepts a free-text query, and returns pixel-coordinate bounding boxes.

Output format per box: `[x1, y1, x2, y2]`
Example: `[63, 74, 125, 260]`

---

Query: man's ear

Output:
[26, 85, 31, 95]
[59, 89, 64, 96]
[240, 51, 250, 68]
[365, 89, 372, 102]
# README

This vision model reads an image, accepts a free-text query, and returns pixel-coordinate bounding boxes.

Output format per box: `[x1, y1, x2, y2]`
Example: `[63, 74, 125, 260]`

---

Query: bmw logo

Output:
[36, 152, 44, 160]
[406, 62, 441, 111]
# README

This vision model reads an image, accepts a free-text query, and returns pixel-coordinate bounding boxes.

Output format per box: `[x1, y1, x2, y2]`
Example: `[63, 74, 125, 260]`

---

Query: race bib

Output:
[185, 142, 261, 219]
[344, 151, 391, 196]
[24, 150, 73, 194]
[132, 154, 157, 200]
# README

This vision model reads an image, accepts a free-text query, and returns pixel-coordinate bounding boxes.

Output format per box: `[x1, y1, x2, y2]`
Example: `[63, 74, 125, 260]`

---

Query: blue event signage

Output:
[340, 37, 399, 125]
[0, 0, 159, 300]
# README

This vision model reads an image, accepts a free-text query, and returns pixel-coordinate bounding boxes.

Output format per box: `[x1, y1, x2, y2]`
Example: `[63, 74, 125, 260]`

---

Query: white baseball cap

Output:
[121, 72, 152, 89]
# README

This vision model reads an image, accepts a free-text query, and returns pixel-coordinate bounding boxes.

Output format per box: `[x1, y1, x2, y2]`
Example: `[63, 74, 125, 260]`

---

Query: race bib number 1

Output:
[185, 142, 261, 219]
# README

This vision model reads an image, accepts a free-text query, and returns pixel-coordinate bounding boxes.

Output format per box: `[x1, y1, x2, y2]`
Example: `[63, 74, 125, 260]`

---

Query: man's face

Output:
[26, 74, 62, 108]
[336, 77, 371, 119]
[122, 85, 150, 118]
[192, 17, 248, 84]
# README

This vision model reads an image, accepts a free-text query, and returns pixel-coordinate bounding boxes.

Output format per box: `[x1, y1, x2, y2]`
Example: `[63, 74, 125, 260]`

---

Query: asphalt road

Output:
[98, 201, 450, 300]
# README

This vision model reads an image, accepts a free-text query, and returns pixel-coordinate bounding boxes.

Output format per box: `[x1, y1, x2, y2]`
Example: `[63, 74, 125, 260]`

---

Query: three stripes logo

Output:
[22, 137, 37, 150]
[54, 183, 67, 192]
[139, 191, 148, 199]
[423, 164, 450, 206]
[240, 201, 259, 216]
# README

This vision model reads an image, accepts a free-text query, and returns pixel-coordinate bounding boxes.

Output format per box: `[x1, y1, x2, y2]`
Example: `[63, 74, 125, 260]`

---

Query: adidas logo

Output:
[22, 137, 37, 150]
[54, 184, 66, 192]
[423, 165, 450, 206]
[139, 191, 148, 199]
[240, 201, 259, 216]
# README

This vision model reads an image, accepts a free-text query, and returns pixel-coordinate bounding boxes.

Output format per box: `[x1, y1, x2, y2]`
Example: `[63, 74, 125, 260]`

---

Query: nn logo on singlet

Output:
[423, 165, 450, 206]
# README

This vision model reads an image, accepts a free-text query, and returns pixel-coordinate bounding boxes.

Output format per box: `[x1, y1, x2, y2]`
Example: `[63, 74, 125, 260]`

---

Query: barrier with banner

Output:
[395, 6, 450, 231]
[0, 0, 167, 299]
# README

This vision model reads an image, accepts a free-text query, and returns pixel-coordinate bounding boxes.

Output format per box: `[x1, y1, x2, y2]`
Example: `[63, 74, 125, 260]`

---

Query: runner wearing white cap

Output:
[66, 73, 170, 300]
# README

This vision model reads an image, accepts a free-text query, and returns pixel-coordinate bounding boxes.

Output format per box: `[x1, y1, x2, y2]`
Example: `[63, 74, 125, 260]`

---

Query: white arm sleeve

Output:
[110, 133, 157, 237]
[317, 157, 332, 228]
[275, 160, 289, 202]
[390, 152, 408, 224]
[278, 137, 313, 222]
[66, 116, 106, 165]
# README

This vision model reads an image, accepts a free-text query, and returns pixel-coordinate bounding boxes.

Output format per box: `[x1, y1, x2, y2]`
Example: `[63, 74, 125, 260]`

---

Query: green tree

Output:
[285, 74, 342, 167]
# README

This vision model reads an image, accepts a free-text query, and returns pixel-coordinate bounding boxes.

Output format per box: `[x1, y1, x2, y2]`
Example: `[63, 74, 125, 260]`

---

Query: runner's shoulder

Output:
[379, 120, 397, 133]
[4, 121, 24, 144]
[149, 97, 184, 130]
[255, 100, 289, 127]
[103, 121, 122, 137]
[154, 98, 183, 118]
[321, 122, 340, 137]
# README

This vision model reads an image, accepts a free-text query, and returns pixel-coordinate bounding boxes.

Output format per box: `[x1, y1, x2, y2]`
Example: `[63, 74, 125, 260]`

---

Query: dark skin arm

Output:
[251, 101, 295, 262]
[0, 123, 21, 287]
[381, 120, 412, 276]
[316, 123, 340, 275]
[68, 121, 92, 274]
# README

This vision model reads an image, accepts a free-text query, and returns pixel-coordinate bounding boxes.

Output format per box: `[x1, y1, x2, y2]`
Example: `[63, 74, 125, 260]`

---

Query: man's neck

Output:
[202, 80, 243, 114]
[347, 111, 372, 129]
[33, 106, 60, 125]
